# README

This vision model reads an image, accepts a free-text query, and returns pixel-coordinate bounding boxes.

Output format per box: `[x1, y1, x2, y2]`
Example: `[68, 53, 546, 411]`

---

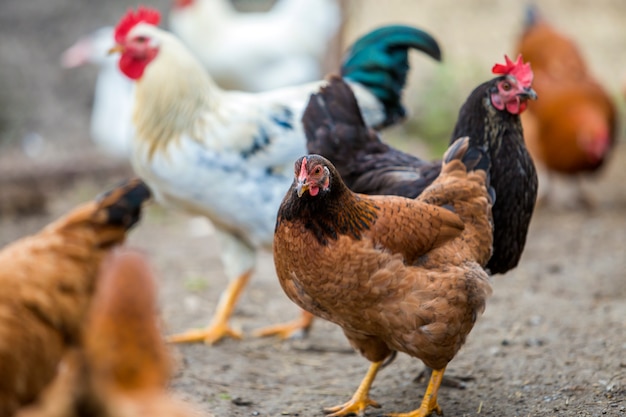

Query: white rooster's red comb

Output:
[114, 6, 161, 44]
[492, 54, 533, 88]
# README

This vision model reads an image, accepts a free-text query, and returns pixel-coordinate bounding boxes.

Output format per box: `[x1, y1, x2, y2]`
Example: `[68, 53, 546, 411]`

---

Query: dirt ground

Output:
[1, 1, 626, 416]
[2, 144, 625, 417]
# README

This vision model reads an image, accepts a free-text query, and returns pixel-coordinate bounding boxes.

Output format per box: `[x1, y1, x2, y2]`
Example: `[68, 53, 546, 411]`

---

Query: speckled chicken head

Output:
[294, 155, 332, 198]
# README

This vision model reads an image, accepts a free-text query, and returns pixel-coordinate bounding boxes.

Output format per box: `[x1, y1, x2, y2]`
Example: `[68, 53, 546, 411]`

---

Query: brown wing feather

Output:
[363, 195, 464, 264]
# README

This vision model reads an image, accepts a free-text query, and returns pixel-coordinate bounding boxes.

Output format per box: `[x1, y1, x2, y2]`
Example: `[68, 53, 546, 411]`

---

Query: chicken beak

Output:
[296, 180, 309, 198]
[519, 87, 538, 101]
[107, 44, 125, 55]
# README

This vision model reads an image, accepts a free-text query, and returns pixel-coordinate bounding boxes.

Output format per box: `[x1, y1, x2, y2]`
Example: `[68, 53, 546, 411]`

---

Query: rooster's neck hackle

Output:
[132, 32, 220, 159]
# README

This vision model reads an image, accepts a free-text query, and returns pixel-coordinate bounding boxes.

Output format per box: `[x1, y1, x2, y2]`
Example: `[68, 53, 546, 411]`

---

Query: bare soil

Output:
[1, 1, 625, 416]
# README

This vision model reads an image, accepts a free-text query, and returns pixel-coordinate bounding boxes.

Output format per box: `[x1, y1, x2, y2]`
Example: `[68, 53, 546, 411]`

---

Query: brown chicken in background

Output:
[17, 249, 204, 417]
[0, 179, 150, 416]
[273, 137, 494, 417]
[516, 4, 617, 207]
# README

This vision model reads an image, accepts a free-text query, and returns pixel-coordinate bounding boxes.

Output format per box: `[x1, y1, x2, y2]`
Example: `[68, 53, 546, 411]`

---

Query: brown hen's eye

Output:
[502, 82, 511, 91]
[313, 167, 321, 175]
[136, 36, 148, 43]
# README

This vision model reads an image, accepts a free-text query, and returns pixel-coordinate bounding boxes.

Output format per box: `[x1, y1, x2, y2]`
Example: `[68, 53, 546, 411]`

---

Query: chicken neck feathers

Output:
[452, 80, 537, 274]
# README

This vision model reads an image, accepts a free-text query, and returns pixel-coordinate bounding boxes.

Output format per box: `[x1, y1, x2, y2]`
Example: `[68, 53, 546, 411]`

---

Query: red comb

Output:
[492, 54, 533, 88]
[114, 6, 161, 44]
[298, 157, 308, 179]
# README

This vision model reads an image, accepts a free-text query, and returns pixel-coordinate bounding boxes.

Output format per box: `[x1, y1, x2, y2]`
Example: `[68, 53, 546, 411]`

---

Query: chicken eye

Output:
[313, 166, 322, 175]
[501, 81, 511, 91]
[135, 36, 148, 43]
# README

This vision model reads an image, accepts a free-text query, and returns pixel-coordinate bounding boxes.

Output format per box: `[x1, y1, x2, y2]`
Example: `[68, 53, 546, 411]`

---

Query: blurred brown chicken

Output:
[273, 137, 494, 416]
[0, 179, 150, 416]
[517, 5, 617, 207]
[16, 249, 204, 417]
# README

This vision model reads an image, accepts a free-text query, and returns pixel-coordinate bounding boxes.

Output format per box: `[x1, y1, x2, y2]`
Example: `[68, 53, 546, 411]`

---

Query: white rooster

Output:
[168, 0, 342, 91]
[109, 6, 441, 345]
[61, 27, 134, 158]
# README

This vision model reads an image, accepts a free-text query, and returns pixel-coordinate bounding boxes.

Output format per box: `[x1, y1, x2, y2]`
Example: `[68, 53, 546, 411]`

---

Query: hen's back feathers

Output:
[0, 179, 150, 416]
[304, 76, 442, 197]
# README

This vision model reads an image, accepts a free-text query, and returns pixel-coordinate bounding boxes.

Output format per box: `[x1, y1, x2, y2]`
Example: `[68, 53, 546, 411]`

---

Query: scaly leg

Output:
[167, 270, 252, 345]
[414, 365, 473, 389]
[323, 361, 383, 417]
[253, 309, 314, 339]
[384, 367, 445, 417]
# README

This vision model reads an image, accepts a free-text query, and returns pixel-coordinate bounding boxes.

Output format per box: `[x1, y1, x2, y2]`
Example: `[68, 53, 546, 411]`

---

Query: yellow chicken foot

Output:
[383, 367, 445, 417]
[253, 310, 314, 339]
[166, 270, 252, 345]
[323, 361, 383, 417]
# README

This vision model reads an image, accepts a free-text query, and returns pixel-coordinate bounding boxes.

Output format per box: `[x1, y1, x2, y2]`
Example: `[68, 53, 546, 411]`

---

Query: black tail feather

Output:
[303, 77, 378, 163]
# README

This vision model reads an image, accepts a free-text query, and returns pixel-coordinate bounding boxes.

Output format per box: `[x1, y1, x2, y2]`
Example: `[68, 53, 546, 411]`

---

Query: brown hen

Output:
[517, 5, 617, 207]
[0, 179, 150, 416]
[273, 137, 493, 416]
[16, 249, 204, 417]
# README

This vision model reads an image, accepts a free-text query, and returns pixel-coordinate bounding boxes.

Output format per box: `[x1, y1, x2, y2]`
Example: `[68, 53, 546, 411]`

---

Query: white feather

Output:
[168, 0, 342, 92]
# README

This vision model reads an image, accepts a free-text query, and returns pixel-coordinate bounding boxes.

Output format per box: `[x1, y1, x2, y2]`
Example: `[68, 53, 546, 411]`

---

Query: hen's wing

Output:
[363, 195, 464, 265]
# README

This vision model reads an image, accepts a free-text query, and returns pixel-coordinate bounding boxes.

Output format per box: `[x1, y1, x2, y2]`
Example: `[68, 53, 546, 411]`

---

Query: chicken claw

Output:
[382, 367, 445, 417]
[253, 310, 314, 339]
[167, 270, 251, 345]
[167, 322, 242, 345]
[323, 361, 382, 417]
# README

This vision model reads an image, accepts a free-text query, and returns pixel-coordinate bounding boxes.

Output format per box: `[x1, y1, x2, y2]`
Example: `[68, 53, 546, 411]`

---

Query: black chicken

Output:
[305, 55, 538, 276]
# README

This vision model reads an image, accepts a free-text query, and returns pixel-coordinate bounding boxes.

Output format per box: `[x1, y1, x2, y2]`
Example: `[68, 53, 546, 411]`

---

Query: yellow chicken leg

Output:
[384, 367, 445, 417]
[167, 270, 252, 345]
[323, 360, 383, 417]
[253, 310, 314, 339]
